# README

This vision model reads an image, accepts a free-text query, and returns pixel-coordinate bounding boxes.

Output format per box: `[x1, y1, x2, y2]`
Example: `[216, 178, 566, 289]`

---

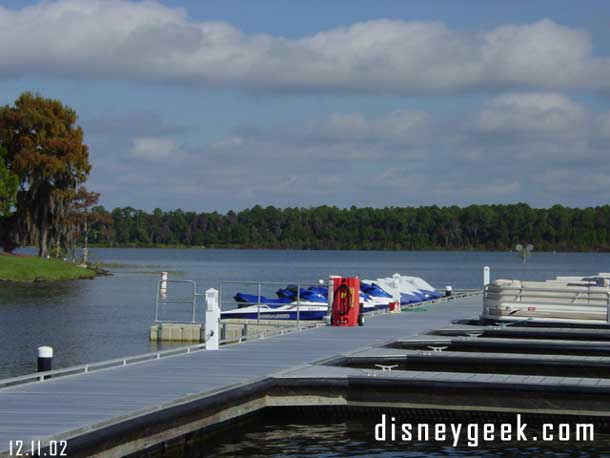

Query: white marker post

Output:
[483, 266, 490, 287]
[37, 346, 53, 373]
[205, 288, 220, 350]
[160, 272, 168, 295]
[391, 273, 402, 312]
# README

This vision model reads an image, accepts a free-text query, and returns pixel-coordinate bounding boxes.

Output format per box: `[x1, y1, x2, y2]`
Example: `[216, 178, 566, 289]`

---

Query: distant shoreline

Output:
[84, 244, 610, 253]
[11, 245, 610, 256]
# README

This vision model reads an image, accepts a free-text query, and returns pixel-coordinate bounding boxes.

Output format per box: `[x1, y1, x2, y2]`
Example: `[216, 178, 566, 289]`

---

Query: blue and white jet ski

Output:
[373, 274, 440, 304]
[221, 301, 329, 320]
[233, 293, 292, 307]
[222, 275, 438, 321]
[400, 276, 442, 299]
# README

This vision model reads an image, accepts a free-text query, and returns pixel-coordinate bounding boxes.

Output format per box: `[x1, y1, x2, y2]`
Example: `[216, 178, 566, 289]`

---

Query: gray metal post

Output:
[326, 275, 340, 324]
[257, 283, 261, 325]
[154, 280, 160, 322]
[191, 282, 197, 323]
[218, 282, 222, 315]
[296, 284, 300, 328]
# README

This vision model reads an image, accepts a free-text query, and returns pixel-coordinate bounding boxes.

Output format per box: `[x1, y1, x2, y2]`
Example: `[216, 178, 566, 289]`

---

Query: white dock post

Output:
[483, 266, 490, 287]
[160, 272, 168, 295]
[392, 273, 401, 312]
[205, 288, 220, 350]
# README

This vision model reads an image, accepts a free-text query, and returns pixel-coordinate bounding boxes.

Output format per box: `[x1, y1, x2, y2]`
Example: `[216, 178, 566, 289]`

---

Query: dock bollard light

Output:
[205, 288, 220, 351]
[37, 346, 53, 372]
[160, 272, 168, 294]
[483, 266, 490, 287]
[445, 286, 452, 297]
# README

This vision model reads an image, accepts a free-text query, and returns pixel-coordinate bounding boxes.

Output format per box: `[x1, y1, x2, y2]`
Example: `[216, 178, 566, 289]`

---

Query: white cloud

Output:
[129, 136, 183, 160]
[86, 92, 610, 209]
[599, 112, 610, 139]
[537, 169, 610, 195]
[208, 93, 603, 165]
[206, 109, 432, 167]
[478, 92, 589, 135]
[309, 111, 432, 144]
[1, 1, 610, 94]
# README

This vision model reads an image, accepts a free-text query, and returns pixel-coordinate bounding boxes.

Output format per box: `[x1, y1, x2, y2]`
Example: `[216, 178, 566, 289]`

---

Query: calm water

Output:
[0, 249, 609, 378]
[187, 415, 610, 457]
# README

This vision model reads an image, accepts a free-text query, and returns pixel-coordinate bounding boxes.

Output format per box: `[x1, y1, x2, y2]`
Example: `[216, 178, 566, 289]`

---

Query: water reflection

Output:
[189, 416, 610, 458]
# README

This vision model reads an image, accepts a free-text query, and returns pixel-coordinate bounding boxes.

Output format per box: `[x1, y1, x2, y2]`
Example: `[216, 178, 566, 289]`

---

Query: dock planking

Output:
[341, 347, 610, 365]
[0, 296, 482, 452]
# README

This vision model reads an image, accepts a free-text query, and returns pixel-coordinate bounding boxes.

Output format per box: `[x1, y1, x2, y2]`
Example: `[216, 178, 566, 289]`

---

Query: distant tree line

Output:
[85, 203, 610, 252]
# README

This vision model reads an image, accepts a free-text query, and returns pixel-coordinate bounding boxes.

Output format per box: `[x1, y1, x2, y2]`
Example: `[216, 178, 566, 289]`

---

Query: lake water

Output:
[1, 248, 609, 378]
[196, 416, 610, 458]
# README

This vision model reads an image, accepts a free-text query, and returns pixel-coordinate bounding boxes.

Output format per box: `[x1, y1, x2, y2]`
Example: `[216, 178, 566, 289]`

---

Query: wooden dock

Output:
[0, 295, 482, 456]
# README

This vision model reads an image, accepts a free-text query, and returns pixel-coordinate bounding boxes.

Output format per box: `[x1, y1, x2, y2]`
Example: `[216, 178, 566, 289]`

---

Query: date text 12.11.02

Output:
[9, 440, 68, 456]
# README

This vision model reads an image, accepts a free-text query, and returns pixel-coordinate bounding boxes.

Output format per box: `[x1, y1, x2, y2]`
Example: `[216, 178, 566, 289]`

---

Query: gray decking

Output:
[431, 324, 610, 339]
[0, 296, 481, 450]
[275, 364, 610, 388]
[342, 347, 610, 365]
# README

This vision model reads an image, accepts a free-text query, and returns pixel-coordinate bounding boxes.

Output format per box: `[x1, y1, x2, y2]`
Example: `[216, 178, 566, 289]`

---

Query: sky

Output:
[1, 0, 610, 212]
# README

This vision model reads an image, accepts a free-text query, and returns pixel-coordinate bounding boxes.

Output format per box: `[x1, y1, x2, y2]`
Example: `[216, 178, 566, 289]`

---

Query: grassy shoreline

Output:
[0, 255, 96, 282]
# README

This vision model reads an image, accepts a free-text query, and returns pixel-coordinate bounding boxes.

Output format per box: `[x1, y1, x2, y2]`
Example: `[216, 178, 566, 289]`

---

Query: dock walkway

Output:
[0, 296, 482, 455]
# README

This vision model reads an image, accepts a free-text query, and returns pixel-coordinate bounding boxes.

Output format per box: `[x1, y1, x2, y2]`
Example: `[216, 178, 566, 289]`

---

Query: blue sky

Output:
[1, 0, 610, 211]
